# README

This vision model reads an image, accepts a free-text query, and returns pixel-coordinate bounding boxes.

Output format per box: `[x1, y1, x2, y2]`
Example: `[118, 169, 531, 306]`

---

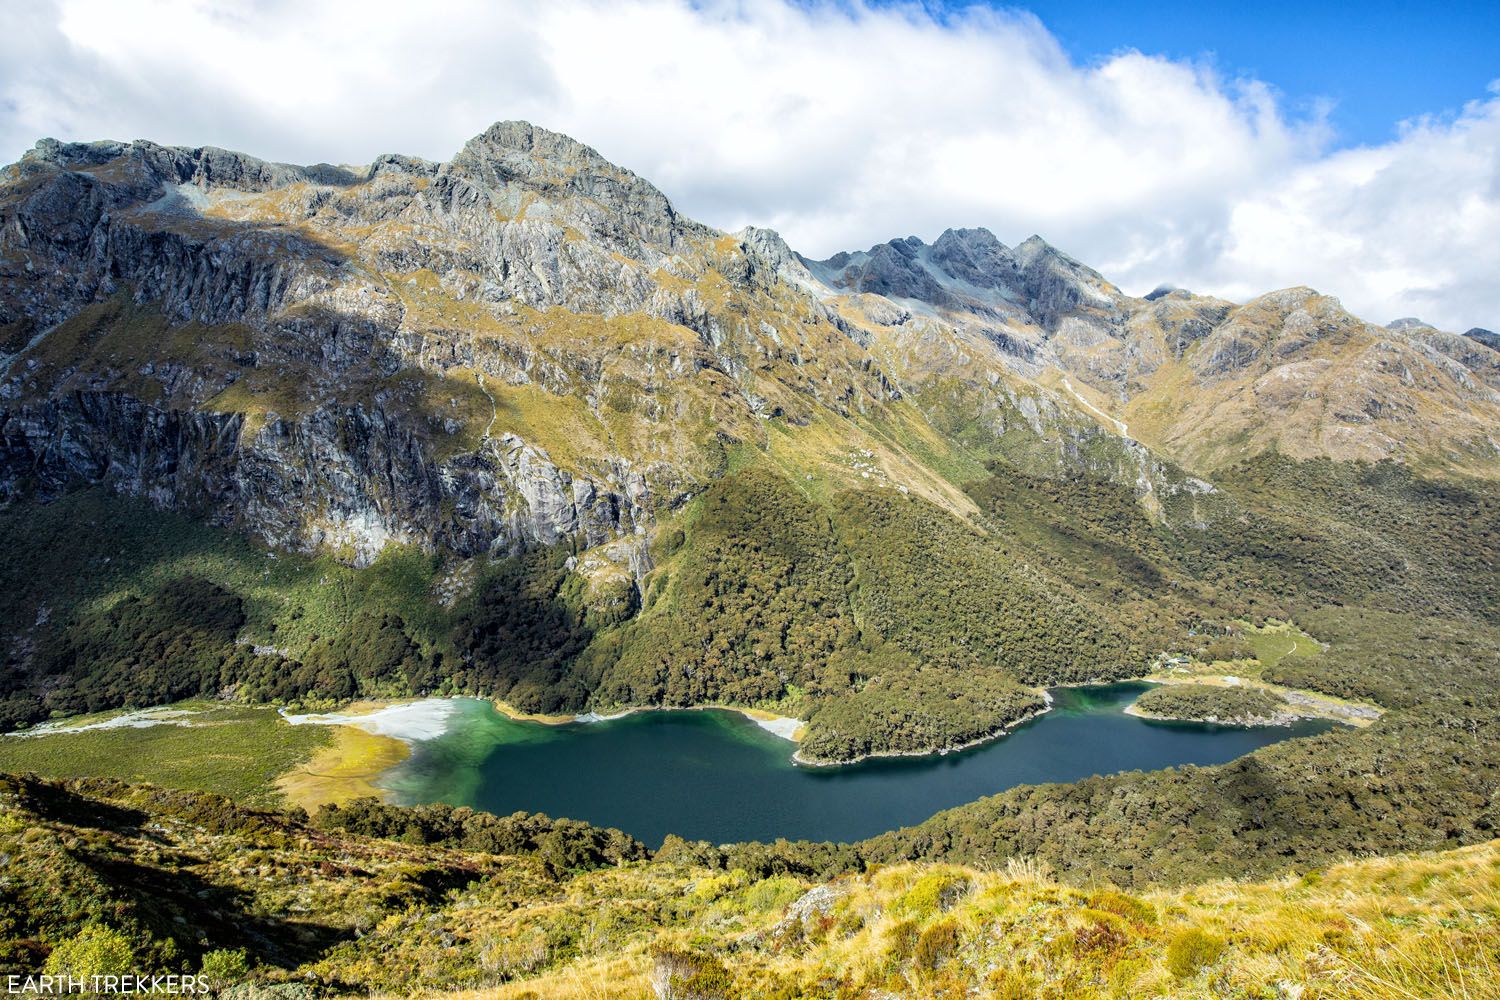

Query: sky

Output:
[1, 0, 1497, 332]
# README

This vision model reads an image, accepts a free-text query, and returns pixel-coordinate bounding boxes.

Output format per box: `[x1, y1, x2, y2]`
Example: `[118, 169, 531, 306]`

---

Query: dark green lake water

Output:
[381, 683, 1333, 846]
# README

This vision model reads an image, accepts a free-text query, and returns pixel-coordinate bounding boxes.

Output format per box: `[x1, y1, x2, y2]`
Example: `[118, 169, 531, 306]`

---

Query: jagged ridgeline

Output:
[1, 121, 1498, 771]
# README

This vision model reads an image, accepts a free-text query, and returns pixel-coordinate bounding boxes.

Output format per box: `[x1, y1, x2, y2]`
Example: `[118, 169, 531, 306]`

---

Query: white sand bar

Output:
[281, 698, 458, 742]
[751, 714, 803, 741]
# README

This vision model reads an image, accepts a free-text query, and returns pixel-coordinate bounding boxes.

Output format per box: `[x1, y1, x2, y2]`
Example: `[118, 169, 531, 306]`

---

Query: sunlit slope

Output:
[3, 774, 1495, 999]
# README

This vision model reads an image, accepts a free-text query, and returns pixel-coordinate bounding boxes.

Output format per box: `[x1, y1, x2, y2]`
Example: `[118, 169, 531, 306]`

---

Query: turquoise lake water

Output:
[380, 683, 1334, 846]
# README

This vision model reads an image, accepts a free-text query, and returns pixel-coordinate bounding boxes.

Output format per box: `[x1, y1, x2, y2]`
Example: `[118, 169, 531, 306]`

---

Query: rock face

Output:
[0, 122, 898, 563]
[1465, 327, 1500, 352]
[800, 228, 1500, 475]
[2, 121, 1498, 570]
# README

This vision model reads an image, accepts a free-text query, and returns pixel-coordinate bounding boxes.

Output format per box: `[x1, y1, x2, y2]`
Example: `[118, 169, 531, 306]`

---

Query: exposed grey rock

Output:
[736, 225, 818, 291]
[0, 121, 904, 565]
[929, 226, 1019, 290]
[0, 389, 647, 564]
[1387, 316, 1436, 332]
[1011, 234, 1124, 340]
[772, 883, 849, 941]
[1465, 327, 1500, 352]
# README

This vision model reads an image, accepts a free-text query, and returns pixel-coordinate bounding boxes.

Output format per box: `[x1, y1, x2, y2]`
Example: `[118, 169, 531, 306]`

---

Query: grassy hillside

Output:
[1, 773, 1495, 998]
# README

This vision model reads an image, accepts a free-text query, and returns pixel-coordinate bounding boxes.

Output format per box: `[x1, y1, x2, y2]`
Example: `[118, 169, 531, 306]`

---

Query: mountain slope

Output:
[792, 228, 1500, 479]
[1, 121, 1497, 768]
[2, 773, 1496, 998]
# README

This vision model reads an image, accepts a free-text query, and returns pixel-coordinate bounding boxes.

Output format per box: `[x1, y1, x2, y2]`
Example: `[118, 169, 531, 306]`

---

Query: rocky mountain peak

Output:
[442, 120, 702, 253]
[737, 226, 819, 289]
[18, 136, 363, 200]
[1013, 233, 1052, 261]
[367, 152, 439, 179]
[929, 227, 1019, 290]
[1465, 327, 1500, 352]
[450, 121, 616, 180]
[1387, 316, 1437, 332]
[1012, 234, 1097, 278]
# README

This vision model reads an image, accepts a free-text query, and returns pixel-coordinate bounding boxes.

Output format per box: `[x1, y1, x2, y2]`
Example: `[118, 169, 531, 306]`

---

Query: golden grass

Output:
[274, 724, 409, 812]
[417, 840, 1500, 1000]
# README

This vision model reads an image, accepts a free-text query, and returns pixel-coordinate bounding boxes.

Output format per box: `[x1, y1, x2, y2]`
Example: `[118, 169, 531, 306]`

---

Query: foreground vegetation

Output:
[2, 773, 1496, 998]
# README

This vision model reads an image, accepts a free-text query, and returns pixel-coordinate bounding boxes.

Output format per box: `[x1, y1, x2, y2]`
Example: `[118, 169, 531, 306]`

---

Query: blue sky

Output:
[978, 0, 1500, 146]
[2, 0, 1498, 329]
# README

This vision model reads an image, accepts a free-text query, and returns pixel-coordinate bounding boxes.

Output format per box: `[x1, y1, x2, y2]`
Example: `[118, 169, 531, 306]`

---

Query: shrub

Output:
[742, 876, 804, 913]
[1072, 908, 1130, 954]
[1087, 888, 1158, 926]
[899, 871, 972, 917]
[1166, 927, 1225, 979]
[913, 919, 961, 973]
[199, 948, 248, 984]
[43, 923, 134, 979]
[886, 918, 921, 961]
[649, 947, 734, 999]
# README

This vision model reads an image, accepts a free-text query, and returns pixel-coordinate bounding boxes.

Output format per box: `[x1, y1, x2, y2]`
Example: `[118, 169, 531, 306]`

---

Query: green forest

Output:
[3, 451, 1497, 776]
[1130, 683, 1288, 724]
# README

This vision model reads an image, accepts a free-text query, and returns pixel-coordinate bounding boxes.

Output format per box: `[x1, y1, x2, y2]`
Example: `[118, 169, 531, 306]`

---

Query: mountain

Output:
[2, 122, 1498, 755]
[6, 124, 1496, 562]
[1, 120, 1499, 995]
[791, 230, 1500, 476]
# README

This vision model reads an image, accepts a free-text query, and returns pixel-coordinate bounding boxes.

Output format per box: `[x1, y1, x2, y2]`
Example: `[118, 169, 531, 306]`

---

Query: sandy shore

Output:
[492, 700, 807, 742]
[275, 725, 410, 812]
[276, 699, 462, 811]
[280, 698, 461, 740]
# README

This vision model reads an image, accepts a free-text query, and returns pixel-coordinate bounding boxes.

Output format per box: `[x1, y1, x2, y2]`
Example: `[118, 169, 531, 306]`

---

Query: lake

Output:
[380, 683, 1334, 846]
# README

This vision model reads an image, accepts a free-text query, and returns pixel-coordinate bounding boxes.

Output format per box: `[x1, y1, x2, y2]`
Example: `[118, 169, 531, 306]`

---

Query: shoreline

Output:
[275, 724, 410, 812]
[1122, 702, 1301, 728]
[791, 693, 1055, 768]
[492, 699, 808, 743]
[272, 697, 809, 807]
[275, 699, 460, 811]
[280, 698, 463, 740]
[1128, 675, 1382, 728]
[268, 672, 1372, 796]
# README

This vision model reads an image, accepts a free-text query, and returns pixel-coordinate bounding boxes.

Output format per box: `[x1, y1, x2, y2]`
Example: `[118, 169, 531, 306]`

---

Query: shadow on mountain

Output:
[85, 851, 353, 968]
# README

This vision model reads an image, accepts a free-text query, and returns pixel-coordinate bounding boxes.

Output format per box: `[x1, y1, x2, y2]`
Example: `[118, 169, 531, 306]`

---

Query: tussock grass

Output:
[445, 841, 1500, 1000]
[4, 773, 1495, 997]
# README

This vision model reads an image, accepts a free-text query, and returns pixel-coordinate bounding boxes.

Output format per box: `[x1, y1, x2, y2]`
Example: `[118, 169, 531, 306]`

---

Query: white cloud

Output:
[1, 0, 1496, 332]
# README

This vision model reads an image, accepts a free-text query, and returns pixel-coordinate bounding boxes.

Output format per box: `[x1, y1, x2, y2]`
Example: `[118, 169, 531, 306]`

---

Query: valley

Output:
[0, 121, 1496, 995]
